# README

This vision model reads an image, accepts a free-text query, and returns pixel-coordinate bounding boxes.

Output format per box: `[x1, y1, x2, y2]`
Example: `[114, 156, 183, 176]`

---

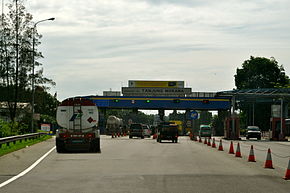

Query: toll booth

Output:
[270, 117, 287, 141]
[224, 116, 240, 140]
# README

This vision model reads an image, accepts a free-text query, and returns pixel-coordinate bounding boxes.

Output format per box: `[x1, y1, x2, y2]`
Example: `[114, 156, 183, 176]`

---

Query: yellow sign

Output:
[129, 80, 184, 88]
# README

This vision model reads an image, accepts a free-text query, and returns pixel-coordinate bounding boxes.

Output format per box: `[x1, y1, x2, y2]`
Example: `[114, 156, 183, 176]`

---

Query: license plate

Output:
[72, 139, 84, 143]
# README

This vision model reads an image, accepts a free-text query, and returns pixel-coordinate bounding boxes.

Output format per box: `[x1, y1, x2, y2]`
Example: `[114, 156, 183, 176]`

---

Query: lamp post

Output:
[31, 17, 55, 133]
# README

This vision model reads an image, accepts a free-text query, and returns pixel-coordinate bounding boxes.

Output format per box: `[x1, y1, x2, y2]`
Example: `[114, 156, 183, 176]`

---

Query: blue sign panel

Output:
[189, 111, 198, 120]
[84, 96, 231, 110]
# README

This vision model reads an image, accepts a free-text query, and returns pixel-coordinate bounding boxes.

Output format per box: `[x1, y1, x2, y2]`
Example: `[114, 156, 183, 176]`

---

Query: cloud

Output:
[23, 0, 290, 100]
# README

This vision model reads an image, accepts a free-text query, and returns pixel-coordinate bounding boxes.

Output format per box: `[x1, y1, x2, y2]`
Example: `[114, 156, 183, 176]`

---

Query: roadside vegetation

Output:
[0, 1, 59, 137]
[0, 134, 52, 157]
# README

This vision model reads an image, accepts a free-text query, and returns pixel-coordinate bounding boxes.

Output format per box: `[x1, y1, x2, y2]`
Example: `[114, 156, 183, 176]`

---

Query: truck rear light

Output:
[86, 133, 95, 138]
[59, 133, 69, 138]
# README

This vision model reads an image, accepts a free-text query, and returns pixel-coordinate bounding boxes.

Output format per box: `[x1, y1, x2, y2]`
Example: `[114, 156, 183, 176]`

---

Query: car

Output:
[199, 125, 212, 137]
[142, 125, 151, 138]
[129, 123, 144, 139]
[157, 123, 178, 143]
[245, 126, 261, 140]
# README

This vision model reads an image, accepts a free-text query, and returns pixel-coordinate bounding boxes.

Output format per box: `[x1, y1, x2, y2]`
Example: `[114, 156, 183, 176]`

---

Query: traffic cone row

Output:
[194, 137, 290, 180]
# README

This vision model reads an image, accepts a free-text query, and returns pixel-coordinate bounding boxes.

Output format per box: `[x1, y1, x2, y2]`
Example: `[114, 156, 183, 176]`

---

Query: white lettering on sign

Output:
[122, 87, 192, 96]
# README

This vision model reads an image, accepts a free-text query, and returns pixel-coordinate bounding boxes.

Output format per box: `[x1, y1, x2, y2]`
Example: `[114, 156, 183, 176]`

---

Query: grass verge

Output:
[0, 135, 53, 157]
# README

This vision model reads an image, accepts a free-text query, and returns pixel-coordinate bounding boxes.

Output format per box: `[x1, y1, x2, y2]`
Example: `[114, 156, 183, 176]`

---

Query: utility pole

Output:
[31, 17, 55, 132]
[13, 0, 19, 122]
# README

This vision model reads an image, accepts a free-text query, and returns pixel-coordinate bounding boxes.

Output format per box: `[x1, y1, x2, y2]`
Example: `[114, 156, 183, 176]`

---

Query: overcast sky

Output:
[8, 0, 290, 101]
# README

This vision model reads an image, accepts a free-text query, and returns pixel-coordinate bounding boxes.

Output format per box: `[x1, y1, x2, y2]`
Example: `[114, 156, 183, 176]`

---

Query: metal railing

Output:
[0, 133, 47, 148]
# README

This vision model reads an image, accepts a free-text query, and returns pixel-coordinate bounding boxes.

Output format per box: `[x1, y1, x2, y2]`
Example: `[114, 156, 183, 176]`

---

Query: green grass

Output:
[0, 135, 53, 157]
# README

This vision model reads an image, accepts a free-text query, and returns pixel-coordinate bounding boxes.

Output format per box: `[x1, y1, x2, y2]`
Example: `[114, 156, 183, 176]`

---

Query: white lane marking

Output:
[0, 146, 56, 188]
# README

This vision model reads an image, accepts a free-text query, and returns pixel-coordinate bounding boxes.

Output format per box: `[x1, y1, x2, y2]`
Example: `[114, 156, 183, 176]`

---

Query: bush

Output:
[0, 120, 28, 137]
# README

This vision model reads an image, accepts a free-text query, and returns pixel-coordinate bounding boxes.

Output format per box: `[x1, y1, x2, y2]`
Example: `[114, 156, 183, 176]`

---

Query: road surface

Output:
[0, 136, 290, 193]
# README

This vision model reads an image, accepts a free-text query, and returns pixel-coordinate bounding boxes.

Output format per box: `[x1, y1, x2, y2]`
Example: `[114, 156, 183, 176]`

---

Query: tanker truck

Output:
[56, 97, 100, 153]
[106, 115, 123, 137]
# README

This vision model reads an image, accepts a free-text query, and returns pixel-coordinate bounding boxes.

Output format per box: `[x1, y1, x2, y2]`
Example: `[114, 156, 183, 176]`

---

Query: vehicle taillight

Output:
[86, 133, 95, 138]
[59, 133, 69, 138]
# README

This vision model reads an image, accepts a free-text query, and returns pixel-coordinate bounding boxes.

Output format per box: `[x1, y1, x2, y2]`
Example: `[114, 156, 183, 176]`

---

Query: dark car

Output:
[129, 123, 144, 139]
[157, 123, 178, 143]
[245, 126, 261, 140]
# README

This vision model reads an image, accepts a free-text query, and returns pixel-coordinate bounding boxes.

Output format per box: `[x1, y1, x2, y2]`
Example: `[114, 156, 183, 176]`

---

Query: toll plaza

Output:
[216, 88, 290, 141]
[64, 80, 290, 140]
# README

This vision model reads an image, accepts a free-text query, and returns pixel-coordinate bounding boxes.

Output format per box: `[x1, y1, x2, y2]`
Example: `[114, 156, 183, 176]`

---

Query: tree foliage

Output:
[235, 56, 289, 89]
[234, 56, 289, 131]
[0, 0, 55, 122]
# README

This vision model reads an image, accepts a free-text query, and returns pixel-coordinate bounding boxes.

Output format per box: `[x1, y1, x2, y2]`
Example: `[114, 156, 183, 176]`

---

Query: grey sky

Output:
[14, 0, 290, 100]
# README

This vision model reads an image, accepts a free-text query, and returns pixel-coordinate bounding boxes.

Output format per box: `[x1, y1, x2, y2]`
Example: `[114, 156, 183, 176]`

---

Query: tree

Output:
[234, 56, 289, 131]
[0, 0, 55, 122]
[235, 56, 289, 89]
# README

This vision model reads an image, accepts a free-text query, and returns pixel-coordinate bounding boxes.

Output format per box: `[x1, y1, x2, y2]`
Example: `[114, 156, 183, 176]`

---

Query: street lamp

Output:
[31, 17, 55, 133]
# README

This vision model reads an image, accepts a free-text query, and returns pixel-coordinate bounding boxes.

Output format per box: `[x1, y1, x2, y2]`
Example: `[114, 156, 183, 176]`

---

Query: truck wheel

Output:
[141, 136, 144, 139]
[56, 139, 65, 153]
[56, 145, 65, 153]
[129, 135, 132, 139]
[257, 137, 261, 140]
[91, 138, 101, 153]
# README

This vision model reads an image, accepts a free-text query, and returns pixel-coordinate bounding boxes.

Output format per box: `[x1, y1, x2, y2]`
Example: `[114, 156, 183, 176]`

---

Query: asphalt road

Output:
[0, 136, 290, 193]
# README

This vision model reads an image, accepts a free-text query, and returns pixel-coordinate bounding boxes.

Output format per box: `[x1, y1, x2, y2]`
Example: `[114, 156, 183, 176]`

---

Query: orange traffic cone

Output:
[235, 142, 242, 157]
[204, 137, 207, 144]
[212, 138, 216, 148]
[218, 139, 224, 151]
[229, 141, 235, 154]
[189, 133, 193, 139]
[264, 148, 274, 169]
[207, 138, 211, 146]
[199, 137, 202, 143]
[283, 159, 290, 180]
[248, 145, 256, 162]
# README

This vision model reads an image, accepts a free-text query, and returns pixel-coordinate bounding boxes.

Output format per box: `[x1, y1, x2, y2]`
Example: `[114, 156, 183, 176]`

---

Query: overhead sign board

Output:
[122, 87, 192, 97]
[128, 80, 184, 88]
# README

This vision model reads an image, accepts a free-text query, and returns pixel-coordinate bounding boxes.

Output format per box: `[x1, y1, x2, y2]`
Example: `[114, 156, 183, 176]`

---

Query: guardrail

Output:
[0, 133, 47, 148]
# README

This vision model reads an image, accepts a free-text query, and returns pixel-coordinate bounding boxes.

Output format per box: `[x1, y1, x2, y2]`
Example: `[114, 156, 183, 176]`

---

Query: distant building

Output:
[103, 91, 121, 96]
[0, 102, 31, 121]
